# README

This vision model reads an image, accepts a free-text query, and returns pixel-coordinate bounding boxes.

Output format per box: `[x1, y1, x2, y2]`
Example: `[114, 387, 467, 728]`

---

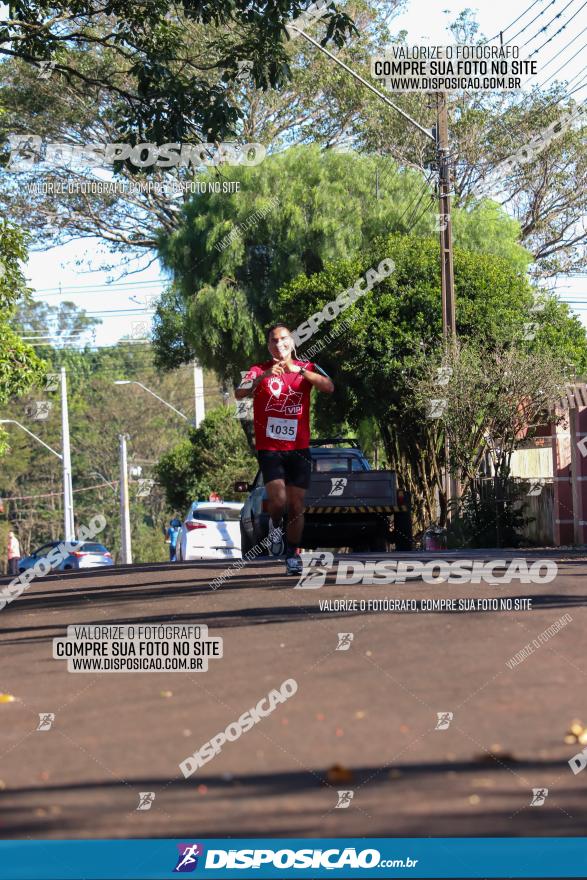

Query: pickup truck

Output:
[234, 438, 413, 554]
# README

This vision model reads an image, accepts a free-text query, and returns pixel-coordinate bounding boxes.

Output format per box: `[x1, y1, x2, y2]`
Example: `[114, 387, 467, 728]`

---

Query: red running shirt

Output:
[243, 360, 316, 451]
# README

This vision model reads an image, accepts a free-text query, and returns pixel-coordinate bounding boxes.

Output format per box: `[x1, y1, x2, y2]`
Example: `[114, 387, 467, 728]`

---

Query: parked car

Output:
[175, 501, 243, 561]
[235, 438, 413, 555]
[18, 541, 114, 574]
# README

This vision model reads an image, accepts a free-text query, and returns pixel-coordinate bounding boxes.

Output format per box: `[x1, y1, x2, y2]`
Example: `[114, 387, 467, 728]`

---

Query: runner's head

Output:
[267, 323, 295, 361]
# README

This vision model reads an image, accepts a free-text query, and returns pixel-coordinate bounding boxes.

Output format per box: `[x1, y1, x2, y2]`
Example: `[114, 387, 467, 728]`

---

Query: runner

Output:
[235, 323, 334, 575]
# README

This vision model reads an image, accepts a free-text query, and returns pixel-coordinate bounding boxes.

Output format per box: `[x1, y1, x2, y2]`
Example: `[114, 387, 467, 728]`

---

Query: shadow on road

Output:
[1, 755, 584, 838]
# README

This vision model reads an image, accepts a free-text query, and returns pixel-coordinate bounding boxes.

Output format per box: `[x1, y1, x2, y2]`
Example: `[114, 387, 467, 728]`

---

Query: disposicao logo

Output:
[202, 847, 382, 870]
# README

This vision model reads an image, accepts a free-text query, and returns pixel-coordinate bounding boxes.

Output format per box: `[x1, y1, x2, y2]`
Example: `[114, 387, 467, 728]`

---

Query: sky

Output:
[22, 0, 587, 347]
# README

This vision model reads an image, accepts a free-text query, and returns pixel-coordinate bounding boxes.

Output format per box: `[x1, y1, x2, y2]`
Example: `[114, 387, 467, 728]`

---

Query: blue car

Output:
[18, 541, 114, 574]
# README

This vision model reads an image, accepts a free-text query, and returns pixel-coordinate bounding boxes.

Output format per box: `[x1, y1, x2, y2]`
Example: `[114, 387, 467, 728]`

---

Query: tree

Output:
[0, 306, 228, 557]
[1, 4, 584, 275]
[152, 144, 531, 377]
[0, 220, 46, 454]
[0, 1, 356, 145]
[274, 233, 587, 526]
[0, 0, 386, 261]
[14, 298, 100, 348]
[411, 339, 571, 545]
[156, 407, 256, 512]
[411, 340, 569, 489]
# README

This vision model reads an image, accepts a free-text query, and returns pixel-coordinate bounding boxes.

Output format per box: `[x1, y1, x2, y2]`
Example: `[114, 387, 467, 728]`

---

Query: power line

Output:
[486, 0, 550, 41]
[2, 480, 122, 502]
[567, 74, 587, 95]
[532, 23, 587, 77]
[31, 279, 166, 293]
[31, 283, 166, 299]
[535, 31, 587, 87]
[479, 75, 586, 174]
[505, 0, 560, 43]
[407, 191, 436, 230]
[395, 174, 434, 229]
[562, 63, 587, 89]
[527, 0, 587, 57]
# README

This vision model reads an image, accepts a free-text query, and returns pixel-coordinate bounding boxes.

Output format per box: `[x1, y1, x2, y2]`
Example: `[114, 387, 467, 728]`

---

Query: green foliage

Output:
[0, 220, 46, 433]
[155, 437, 194, 513]
[0, 520, 10, 574]
[131, 518, 169, 564]
[0, 301, 228, 558]
[0, 4, 584, 275]
[154, 145, 531, 379]
[275, 233, 587, 525]
[447, 479, 530, 549]
[411, 339, 570, 492]
[156, 407, 256, 513]
[1, 1, 356, 144]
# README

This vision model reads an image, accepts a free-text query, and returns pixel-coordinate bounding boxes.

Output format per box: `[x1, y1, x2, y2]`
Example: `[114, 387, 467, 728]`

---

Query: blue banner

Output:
[0, 838, 586, 879]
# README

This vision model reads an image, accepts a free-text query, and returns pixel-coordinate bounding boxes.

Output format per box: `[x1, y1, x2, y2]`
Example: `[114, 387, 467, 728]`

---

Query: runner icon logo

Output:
[174, 843, 204, 872]
[329, 477, 347, 496]
[136, 792, 155, 811]
[530, 788, 548, 806]
[336, 632, 354, 651]
[435, 711, 453, 730]
[335, 790, 354, 809]
[36, 713, 55, 731]
[294, 551, 334, 589]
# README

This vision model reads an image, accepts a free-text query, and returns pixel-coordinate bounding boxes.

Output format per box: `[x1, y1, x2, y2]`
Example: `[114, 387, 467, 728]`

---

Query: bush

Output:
[447, 478, 531, 548]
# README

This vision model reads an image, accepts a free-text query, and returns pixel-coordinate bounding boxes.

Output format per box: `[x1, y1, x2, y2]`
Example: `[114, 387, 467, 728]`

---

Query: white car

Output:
[176, 501, 243, 561]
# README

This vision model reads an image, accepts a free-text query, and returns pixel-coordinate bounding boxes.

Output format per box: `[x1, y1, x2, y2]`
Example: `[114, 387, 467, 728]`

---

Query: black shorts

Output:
[257, 448, 312, 490]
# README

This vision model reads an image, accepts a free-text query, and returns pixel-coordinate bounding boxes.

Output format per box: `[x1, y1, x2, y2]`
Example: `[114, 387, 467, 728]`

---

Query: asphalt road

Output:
[0, 549, 586, 840]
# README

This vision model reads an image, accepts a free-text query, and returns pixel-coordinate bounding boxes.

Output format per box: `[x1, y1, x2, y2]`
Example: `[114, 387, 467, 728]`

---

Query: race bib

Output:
[266, 417, 298, 441]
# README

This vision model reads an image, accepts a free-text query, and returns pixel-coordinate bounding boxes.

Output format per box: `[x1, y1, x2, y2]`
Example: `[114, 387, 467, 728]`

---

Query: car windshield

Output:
[31, 543, 58, 556]
[314, 457, 346, 472]
[191, 508, 241, 522]
[313, 455, 368, 472]
[71, 543, 109, 553]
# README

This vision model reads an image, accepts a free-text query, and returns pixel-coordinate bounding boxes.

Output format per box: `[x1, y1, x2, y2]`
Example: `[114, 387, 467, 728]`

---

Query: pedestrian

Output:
[166, 517, 182, 562]
[235, 323, 334, 575]
[7, 530, 21, 577]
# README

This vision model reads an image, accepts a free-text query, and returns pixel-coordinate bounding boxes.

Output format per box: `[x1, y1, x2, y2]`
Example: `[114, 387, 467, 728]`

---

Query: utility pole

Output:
[118, 433, 132, 564]
[60, 367, 75, 541]
[289, 24, 458, 519]
[436, 92, 456, 339]
[193, 361, 205, 428]
[436, 92, 458, 514]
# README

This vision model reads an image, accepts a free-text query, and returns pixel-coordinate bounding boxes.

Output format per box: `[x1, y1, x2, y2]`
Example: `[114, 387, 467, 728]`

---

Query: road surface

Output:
[0, 549, 586, 839]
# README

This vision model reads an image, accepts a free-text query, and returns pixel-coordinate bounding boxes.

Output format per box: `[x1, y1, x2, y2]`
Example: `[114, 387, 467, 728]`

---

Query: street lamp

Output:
[0, 419, 62, 460]
[0, 416, 75, 541]
[114, 380, 190, 422]
[89, 471, 117, 495]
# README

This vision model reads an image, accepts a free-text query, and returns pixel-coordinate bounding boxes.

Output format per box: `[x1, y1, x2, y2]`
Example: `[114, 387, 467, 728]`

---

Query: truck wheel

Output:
[368, 534, 392, 553]
[394, 510, 414, 551]
[350, 536, 389, 553]
[240, 524, 254, 556]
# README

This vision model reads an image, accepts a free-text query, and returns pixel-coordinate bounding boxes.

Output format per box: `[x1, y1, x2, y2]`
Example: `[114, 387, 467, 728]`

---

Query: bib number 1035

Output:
[266, 417, 298, 440]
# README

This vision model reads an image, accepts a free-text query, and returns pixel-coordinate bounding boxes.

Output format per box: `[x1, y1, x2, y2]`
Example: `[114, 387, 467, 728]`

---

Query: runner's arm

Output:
[235, 367, 265, 399]
[300, 363, 334, 394]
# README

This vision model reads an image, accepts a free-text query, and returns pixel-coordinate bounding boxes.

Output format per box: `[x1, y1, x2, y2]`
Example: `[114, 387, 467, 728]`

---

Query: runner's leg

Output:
[283, 449, 311, 561]
[265, 478, 287, 532]
[285, 484, 306, 551]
